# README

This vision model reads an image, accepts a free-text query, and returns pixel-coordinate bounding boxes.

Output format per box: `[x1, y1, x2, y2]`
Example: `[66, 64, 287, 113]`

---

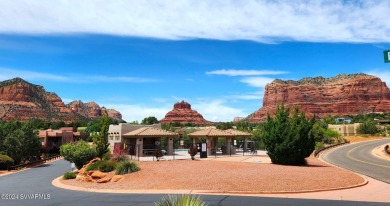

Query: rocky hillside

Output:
[160, 100, 212, 126]
[0, 78, 122, 122]
[249, 73, 390, 122]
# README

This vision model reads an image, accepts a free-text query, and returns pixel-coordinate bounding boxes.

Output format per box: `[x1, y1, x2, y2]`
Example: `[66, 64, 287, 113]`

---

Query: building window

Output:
[109, 133, 113, 140]
[115, 133, 120, 141]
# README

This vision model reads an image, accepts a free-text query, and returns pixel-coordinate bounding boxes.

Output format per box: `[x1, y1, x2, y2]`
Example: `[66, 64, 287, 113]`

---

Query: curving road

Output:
[0, 159, 387, 205]
[322, 138, 390, 184]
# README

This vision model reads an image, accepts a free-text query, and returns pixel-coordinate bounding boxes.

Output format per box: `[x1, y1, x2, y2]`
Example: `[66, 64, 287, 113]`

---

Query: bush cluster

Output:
[111, 154, 129, 163]
[0, 154, 14, 170]
[98, 161, 117, 172]
[60, 141, 97, 169]
[63, 172, 76, 180]
[115, 161, 140, 175]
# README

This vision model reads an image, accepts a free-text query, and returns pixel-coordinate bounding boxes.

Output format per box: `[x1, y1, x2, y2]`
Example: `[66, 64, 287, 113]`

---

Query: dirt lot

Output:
[60, 156, 365, 193]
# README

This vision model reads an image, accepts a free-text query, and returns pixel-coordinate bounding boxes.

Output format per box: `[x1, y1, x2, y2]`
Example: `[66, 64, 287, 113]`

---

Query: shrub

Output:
[102, 151, 111, 161]
[262, 104, 315, 165]
[60, 141, 97, 169]
[154, 148, 163, 161]
[188, 145, 198, 158]
[0, 154, 14, 170]
[115, 161, 140, 175]
[111, 154, 129, 163]
[155, 194, 207, 206]
[315, 142, 325, 150]
[357, 120, 379, 135]
[98, 161, 117, 172]
[63, 172, 76, 180]
[385, 145, 390, 155]
[86, 161, 102, 171]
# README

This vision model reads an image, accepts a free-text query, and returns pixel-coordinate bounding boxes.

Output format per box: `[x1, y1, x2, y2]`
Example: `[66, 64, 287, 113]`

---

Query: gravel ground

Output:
[60, 157, 365, 193]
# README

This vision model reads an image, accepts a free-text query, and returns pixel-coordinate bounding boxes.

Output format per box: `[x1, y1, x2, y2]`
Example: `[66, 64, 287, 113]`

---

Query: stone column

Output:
[226, 137, 232, 155]
[136, 137, 143, 157]
[168, 137, 174, 155]
[244, 137, 248, 152]
[206, 137, 211, 156]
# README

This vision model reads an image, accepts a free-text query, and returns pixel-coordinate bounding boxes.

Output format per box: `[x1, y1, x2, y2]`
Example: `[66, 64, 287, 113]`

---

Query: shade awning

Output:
[225, 129, 252, 137]
[188, 128, 236, 137]
[123, 127, 179, 137]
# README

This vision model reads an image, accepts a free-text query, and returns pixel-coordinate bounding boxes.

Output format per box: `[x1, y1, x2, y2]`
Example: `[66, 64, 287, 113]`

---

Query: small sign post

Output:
[384, 50, 390, 63]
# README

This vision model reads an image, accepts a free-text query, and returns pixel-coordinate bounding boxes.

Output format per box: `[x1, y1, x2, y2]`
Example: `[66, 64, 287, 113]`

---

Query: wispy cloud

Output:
[0, 67, 156, 83]
[206, 69, 287, 76]
[0, 1, 389, 43]
[240, 77, 275, 88]
[367, 69, 390, 86]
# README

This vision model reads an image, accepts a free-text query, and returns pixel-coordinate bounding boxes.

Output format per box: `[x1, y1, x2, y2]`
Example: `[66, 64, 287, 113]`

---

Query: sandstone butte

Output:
[249, 73, 390, 122]
[0, 77, 122, 123]
[160, 100, 212, 126]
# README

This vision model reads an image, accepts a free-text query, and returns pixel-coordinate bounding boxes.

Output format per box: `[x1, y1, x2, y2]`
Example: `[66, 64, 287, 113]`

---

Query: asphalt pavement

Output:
[322, 138, 390, 184]
[0, 153, 388, 205]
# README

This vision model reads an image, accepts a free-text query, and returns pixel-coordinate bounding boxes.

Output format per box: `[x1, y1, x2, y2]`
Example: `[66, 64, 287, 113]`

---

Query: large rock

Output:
[249, 73, 390, 122]
[96, 177, 111, 183]
[160, 101, 212, 126]
[0, 78, 122, 122]
[91, 171, 108, 179]
[111, 175, 124, 182]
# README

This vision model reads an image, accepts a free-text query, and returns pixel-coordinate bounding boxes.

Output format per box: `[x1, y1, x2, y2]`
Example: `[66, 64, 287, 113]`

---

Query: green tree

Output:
[357, 120, 379, 134]
[93, 115, 110, 158]
[262, 104, 315, 165]
[141, 116, 159, 125]
[60, 141, 97, 169]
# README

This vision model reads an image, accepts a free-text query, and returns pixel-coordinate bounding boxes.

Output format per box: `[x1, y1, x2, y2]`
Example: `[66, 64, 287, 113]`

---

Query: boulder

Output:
[111, 175, 124, 182]
[91, 171, 107, 179]
[96, 177, 111, 183]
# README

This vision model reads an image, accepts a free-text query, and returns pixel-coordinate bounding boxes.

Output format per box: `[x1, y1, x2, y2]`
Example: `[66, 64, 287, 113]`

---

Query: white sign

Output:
[202, 143, 206, 152]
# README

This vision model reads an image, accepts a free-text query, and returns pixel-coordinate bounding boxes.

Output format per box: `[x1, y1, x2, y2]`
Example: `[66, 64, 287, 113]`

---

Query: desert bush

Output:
[385, 145, 390, 155]
[60, 141, 97, 169]
[0, 154, 14, 170]
[188, 145, 198, 160]
[315, 142, 325, 150]
[111, 154, 129, 163]
[86, 161, 102, 171]
[98, 161, 117, 172]
[63, 172, 76, 180]
[102, 151, 111, 161]
[154, 194, 207, 206]
[262, 104, 315, 165]
[357, 120, 379, 135]
[115, 161, 140, 175]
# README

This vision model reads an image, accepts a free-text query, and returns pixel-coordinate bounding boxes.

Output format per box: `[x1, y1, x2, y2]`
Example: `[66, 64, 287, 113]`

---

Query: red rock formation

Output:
[0, 77, 122, 122]
[67, 101, 122, 121]
[249, 74, 390, 122]
[160, 100, 212, 126]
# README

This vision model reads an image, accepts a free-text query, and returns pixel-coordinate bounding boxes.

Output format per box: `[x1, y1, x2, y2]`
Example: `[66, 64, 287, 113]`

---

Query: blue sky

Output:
[0, 1, 390, 122]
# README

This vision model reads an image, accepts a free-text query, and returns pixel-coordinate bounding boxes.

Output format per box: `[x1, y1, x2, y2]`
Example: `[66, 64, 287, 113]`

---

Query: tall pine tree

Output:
[93, 115, 110, 158]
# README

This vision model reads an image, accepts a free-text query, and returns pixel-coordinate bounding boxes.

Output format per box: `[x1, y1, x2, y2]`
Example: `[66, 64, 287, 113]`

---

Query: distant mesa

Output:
[0, 77, 122, 122]
[249, 73, 390, 122]
[160, 100, 212, 126]
[233, 117, 245, 122]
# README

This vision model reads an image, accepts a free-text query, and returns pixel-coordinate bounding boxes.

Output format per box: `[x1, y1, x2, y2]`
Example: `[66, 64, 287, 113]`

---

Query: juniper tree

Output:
[262, 104, 315, 165]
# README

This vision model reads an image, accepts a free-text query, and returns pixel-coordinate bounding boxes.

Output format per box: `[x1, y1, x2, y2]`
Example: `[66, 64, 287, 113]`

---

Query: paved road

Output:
[322, 138, 390, 184]
[0, 159, 388, 205]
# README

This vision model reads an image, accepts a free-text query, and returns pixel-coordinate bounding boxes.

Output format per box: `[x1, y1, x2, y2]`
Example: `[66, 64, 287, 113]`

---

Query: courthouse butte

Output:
[160, 100, 212, 126]
[249, 73, 390, 122]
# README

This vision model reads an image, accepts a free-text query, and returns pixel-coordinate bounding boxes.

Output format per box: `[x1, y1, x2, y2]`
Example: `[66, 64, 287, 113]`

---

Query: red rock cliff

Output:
[160, 100, 212, 126]
[249, 74, 390, 122]
[0, 77, 122, 122]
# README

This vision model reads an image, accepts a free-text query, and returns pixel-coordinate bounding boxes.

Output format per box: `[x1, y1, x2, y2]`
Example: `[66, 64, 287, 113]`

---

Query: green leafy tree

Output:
[93, 115, 110, 158]
[262, 104, 315, 165]
[141, 116, 159, 125]
[357, 120, 379, 134]
[60, 141, 97, 169]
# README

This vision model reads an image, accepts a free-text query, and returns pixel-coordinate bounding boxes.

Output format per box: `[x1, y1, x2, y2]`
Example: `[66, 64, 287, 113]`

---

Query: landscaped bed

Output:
[59, 157, 365, 193]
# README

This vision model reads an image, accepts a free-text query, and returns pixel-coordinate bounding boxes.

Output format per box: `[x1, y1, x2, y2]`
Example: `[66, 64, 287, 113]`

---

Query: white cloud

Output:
[206, 69, 287, 76]
[193, 100, 247, 122]
[0, 67, 156, 83]
[367, 70, 390, 86]
[240, 77, 275, 88]
[0, 1, 389, 43]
